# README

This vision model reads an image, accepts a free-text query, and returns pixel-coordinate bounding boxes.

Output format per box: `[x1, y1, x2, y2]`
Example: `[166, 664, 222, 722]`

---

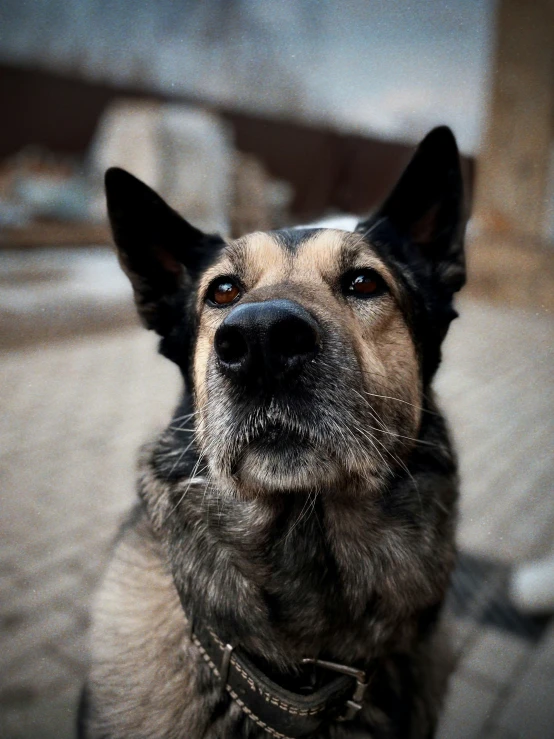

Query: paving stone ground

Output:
[0, 293, 553, 738]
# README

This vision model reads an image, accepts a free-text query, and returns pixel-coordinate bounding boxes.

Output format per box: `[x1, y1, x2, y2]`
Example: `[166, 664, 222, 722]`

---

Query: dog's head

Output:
[106, 126, 465, 498]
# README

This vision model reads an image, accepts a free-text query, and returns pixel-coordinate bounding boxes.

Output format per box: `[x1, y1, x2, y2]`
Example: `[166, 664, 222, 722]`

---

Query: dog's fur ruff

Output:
[81, 126, 465, 739]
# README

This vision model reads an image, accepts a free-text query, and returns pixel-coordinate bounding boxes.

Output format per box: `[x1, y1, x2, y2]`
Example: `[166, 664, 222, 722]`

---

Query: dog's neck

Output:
[140, 393, 456, 670]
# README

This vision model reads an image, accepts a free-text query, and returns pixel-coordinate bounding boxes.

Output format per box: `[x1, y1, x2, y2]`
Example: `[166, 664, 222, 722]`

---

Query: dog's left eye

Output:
[206, 277, 242, 307]
[342, 269, 387, 298]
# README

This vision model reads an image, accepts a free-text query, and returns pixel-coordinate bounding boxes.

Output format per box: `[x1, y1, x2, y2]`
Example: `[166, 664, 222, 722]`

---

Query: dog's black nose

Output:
[214, 299, 321, 387]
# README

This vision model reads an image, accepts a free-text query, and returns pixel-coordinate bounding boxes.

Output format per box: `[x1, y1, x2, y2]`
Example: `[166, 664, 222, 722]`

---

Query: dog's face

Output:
[106, 126, 465, 499]
[192, 228, 420, 496]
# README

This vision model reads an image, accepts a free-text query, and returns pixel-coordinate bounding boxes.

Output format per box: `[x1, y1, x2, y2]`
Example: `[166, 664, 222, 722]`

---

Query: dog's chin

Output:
[238, 449, 338, 495]
[221, 435, 341, 497]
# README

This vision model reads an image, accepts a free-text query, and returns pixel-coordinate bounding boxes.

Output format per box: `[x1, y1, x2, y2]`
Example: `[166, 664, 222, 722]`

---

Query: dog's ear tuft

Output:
[357, 126, 465, 295]
[105, 168, 224, 335]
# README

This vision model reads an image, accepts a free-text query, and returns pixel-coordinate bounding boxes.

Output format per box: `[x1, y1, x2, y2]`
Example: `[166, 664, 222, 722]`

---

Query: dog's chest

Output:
[164, 490, 410, 667]
[88, 512, 379, 739]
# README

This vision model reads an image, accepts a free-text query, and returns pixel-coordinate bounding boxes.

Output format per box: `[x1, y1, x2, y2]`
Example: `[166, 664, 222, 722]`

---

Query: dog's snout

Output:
[214, 299, 320, 386]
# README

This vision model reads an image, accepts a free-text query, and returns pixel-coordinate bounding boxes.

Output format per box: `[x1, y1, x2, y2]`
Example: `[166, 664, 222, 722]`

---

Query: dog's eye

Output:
[342, 269, 387, 298]
[206, 277, 242, 307]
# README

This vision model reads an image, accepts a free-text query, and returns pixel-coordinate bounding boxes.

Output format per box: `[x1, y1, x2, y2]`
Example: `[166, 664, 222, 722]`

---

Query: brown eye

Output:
[206, 277, 242, 307]
[342, 269, 387, 298]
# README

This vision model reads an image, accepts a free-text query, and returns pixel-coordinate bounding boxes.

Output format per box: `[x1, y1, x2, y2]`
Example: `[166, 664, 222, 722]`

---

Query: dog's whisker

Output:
[349, 387, 440, 447]
[334, 363, 441, 417]
[168, 437, 197, 476]
[166, 456, 208, 517]
[353, 418, 424, 514]
[280, 491, 317, 547]
[170, 411, 199, 425]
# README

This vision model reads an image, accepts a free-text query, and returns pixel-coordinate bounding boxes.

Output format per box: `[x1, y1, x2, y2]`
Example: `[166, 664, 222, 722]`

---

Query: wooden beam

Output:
[472, 0, 554, 241]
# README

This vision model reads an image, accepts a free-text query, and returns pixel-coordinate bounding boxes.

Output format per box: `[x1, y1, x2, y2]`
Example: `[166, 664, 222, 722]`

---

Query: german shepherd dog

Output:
[81, 126, 465, 739]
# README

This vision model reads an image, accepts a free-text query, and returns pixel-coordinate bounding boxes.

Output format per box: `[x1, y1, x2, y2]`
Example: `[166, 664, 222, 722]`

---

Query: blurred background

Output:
[0, 1, 553, 737]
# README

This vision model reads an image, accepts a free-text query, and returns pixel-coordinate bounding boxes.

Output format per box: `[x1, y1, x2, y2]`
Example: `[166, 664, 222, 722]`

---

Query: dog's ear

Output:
[105, 167, 224, 335]
[357, 126, 465, 295]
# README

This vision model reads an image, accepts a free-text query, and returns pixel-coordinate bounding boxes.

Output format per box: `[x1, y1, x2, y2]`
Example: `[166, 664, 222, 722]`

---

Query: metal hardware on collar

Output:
[219, 643, 234, 685]
[301, 657, 369, 721]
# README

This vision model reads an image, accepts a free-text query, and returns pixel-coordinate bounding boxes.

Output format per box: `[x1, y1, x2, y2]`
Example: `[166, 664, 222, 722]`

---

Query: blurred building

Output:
[0, 0, 552, 305]
[0, 0, 494, 151]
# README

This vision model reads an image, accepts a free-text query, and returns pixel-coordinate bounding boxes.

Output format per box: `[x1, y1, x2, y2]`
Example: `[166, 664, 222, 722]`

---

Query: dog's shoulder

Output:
[84, 507, 210, 738]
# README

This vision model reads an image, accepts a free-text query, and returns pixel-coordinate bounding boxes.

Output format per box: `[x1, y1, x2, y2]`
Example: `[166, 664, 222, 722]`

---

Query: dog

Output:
[80, 126, 465, 739]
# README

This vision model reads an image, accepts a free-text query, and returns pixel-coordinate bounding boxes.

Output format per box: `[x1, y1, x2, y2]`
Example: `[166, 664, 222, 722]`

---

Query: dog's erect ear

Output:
[357, 126, 465, 294]
[105, 168, 224, 335]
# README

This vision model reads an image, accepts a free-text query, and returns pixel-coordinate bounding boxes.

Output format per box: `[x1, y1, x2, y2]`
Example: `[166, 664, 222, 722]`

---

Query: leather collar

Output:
[186, 615, 371, 738]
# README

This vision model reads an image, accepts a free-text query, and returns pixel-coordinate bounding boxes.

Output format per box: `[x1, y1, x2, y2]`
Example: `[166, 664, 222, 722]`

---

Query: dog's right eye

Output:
[205, 277, 242, 307]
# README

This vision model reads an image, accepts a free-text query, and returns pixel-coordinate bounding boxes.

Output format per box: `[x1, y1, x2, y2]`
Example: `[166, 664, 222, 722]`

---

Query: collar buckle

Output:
[301, 657, 369, 722]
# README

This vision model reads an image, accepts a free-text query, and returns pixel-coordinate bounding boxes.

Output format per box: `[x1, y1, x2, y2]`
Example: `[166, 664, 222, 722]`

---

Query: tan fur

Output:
[295, 231, 420, 436]
[87, 518, 201, 738]
[87, 514, 246, 738]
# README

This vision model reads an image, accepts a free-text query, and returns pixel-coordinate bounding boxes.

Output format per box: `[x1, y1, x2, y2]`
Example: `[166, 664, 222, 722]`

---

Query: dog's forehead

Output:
[212, 228, 385, 286]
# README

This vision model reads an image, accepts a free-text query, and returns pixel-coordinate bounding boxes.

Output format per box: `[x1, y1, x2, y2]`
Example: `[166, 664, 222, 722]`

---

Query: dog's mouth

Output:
[204, 389, 392, 496]
[230, 419, 312, 470]
[204, 398, 390, 496]
[250, 422, 307, 449]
